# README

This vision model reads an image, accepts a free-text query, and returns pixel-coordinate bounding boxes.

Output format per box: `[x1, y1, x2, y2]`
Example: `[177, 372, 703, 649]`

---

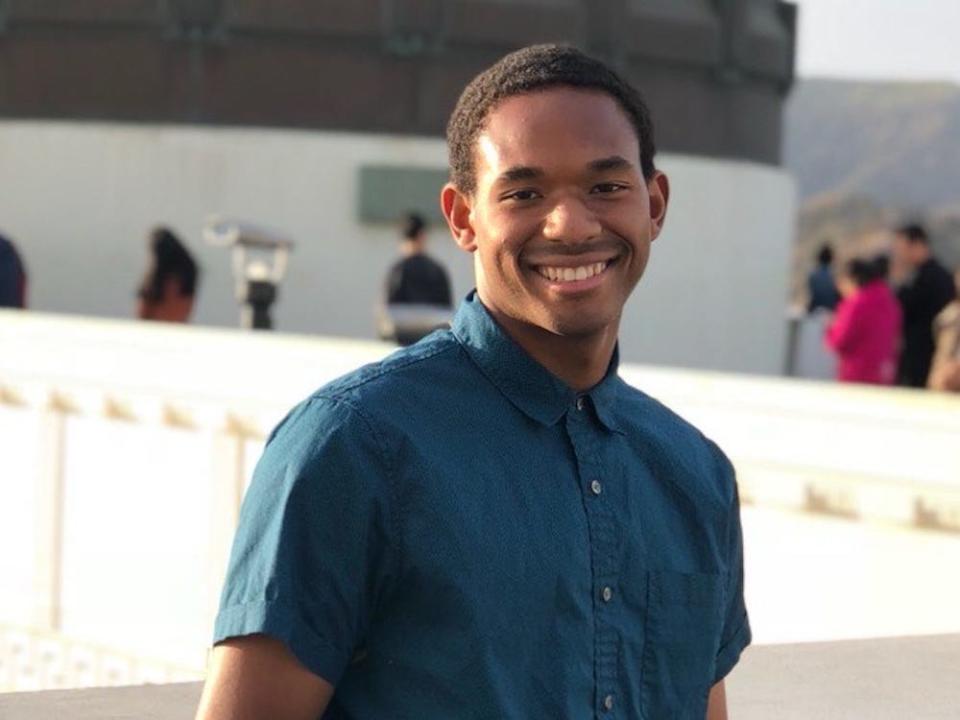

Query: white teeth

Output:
[537, 261, 609, 283]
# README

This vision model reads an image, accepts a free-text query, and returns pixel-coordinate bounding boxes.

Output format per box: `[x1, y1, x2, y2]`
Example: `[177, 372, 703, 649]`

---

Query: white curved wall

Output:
[0, 120, 794, 374]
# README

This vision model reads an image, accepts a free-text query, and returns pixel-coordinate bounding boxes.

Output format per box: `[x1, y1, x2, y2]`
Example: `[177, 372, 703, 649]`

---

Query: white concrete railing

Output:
[1, 310, 392, 683]
[1, 309, 959, 690]
[0, 623, 199, 693]
[621, 365, 960, 531]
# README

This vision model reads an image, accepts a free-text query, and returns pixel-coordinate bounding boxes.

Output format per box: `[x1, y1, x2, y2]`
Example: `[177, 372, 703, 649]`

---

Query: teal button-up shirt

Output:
[215, 291, 751, 719]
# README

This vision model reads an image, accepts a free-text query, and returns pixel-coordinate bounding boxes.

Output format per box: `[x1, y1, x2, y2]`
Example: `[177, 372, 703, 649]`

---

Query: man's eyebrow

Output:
[588, 155, 634, 173]
[496, 166, 544, 184]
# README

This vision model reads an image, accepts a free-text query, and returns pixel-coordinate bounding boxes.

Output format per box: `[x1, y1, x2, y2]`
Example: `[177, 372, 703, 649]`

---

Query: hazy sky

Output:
[793, 0, 960, 84]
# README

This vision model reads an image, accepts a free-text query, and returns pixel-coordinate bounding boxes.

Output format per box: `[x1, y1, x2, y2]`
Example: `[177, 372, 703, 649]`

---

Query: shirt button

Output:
[603, 694, 614, 711]
[576, 396, 586, 411]
[590, 479, 603, 496]
[601, 586, 613, 603]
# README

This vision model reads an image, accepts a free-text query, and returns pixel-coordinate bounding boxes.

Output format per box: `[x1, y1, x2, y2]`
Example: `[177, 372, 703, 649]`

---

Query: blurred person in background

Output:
[927, 266, 960, 392]
[0, 233, 27, 309]
[891, 223, 954, 387]
[825, 255, 901, 385]
[379, 211, 453, 345]
[136, 226, 199, 323]
[807, 242, 840, 313]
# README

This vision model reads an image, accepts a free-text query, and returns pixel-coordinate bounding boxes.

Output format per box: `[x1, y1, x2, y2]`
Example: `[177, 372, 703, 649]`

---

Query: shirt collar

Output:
[451, 291, 624, 434]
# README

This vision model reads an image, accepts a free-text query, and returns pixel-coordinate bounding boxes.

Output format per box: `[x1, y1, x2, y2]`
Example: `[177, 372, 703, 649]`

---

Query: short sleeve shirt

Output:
[214, 291, 751, 719]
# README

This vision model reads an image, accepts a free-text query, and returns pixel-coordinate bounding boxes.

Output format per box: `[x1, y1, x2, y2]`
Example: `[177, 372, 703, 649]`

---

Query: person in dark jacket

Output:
[891, 223, 955, 387]
[385, 213, 452, 308]
[0, 234, 27, 309]
[807, 243, 840, 313]
[380, 212, 453, 345]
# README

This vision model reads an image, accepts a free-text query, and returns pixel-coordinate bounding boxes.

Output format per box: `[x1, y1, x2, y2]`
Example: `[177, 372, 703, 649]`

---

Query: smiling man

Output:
[197, 45, 750, 720]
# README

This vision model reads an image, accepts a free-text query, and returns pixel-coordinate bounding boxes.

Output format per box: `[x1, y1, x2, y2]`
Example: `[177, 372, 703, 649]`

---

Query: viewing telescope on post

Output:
[203, 217, 294, 331]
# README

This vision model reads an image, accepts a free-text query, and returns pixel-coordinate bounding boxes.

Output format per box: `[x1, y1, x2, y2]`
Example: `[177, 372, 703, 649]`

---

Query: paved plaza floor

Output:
[1, 634, 958, 719]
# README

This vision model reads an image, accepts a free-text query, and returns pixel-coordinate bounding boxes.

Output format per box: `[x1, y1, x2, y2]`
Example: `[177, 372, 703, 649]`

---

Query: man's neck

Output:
[909, 247, 933, 269]
[487, 305, 619, 392]
[401, 240, 425, 257]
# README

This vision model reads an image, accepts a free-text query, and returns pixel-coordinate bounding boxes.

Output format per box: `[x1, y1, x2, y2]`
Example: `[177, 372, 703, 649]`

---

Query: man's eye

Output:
[591, 183, 626, 194]
[503, 189, 540, 202]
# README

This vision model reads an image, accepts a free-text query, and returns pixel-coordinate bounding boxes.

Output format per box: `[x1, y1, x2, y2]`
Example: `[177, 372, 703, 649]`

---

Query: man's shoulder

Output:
[309, 330, 468, 416]
[614, 380, 699, 434]
[613, 380, 736, 503]
[921, 258, 953, 283]
[415, 252, 449, 274]
[265, 332, 470, 454]
[391, 253, 448, 280]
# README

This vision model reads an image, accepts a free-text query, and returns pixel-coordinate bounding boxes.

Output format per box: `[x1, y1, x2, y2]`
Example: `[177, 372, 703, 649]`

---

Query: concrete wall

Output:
[0, 119, 794, 374]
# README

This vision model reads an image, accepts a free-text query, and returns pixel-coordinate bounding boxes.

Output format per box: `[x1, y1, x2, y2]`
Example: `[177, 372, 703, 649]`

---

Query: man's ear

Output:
[647, 171, 670, 241]
[441, 183, 477, 253]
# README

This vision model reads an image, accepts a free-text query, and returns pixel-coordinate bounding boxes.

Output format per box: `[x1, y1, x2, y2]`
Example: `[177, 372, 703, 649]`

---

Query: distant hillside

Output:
[783, 78, 960, 303]
[785, 78, 960, 209]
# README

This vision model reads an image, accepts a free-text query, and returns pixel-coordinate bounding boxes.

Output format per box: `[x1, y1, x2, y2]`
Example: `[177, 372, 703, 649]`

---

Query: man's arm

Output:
[706, 680, 728, 720]
[707, 443, 750, 720]
[195, 635, 334, 720]
[201, 397, 398, 720]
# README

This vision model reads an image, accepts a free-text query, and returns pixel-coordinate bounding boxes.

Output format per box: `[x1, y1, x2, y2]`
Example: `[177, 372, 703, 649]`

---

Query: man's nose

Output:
[542, 196, 602, 243]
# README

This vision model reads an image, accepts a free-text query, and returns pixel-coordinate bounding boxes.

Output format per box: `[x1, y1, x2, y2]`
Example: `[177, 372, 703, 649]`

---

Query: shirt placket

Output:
[566, 396, 620, 718]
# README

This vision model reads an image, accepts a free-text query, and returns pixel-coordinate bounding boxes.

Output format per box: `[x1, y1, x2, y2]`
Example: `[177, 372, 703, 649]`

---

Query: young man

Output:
[891, 223, 955, 387]
[197, 45, 750, 720]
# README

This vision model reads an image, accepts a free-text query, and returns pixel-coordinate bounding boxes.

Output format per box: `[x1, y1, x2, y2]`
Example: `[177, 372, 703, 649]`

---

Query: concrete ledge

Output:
[1, 635, 957, 719]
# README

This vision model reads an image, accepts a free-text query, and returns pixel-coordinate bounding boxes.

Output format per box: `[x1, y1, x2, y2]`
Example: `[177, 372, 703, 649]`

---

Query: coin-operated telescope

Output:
[203, 217, 294, 330]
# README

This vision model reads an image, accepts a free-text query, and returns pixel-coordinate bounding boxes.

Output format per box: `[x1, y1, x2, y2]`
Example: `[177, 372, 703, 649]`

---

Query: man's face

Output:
[893, 235, 912, 266]
[893, 234, 926, 268]
[444, 87, 668, 339]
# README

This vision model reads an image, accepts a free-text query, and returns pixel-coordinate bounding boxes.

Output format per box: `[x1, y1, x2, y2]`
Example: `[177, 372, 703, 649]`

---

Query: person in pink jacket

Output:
[825, 256, 902, 385]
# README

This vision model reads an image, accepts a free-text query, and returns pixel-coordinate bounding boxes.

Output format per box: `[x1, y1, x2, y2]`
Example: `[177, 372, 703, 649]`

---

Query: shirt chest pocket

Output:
[641, 570, 725, 719]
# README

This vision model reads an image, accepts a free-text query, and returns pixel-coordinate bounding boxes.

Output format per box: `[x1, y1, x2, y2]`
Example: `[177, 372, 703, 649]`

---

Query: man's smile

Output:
[534, 260, 609, 283]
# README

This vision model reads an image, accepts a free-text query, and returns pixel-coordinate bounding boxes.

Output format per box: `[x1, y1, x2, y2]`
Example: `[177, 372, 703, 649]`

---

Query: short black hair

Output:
[816, 243, 834, 266]
[896, 223, 929, 245]
[869, 253, 891, 281]
[847, 258, 874, 287]
[446, 44, 656, 194]
[846, 254, 890, 287]
[402, 212, 426, 240]
[138, 226, 198, 301]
